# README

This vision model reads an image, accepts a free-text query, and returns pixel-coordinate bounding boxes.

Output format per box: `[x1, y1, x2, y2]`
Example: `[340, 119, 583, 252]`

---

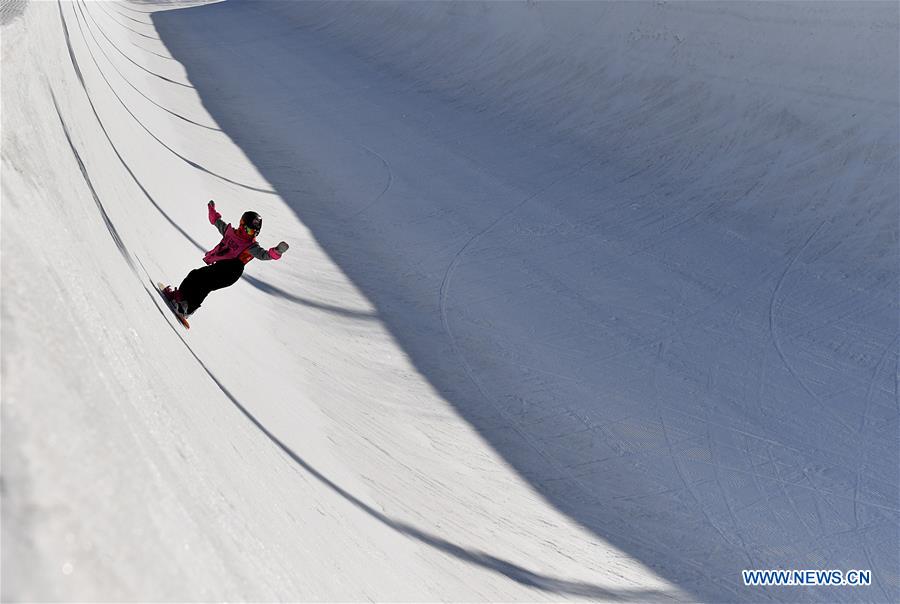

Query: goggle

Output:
[243, 225, 257, 237]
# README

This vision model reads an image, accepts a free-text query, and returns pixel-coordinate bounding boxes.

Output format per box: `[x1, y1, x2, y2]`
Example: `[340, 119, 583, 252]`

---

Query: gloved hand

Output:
[207, 200, 221, 225]
[269, 241, 289, 260]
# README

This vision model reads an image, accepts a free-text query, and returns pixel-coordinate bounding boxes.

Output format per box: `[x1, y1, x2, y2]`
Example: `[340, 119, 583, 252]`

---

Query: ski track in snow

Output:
[351, 143, 393, 219]
[69, 0, 272, 192]
[72, 0, 216, 130]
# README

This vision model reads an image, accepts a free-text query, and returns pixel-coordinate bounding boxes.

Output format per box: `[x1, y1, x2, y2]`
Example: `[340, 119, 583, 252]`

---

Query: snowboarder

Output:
[162, 200, 289, 317]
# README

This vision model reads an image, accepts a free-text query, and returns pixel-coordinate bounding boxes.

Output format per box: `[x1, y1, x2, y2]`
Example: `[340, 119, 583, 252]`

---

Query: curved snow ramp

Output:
[2, 1, 897, 601]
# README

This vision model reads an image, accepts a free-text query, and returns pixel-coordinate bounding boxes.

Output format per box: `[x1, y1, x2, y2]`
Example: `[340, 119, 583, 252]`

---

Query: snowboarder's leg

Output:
[177, 259, 245, 314]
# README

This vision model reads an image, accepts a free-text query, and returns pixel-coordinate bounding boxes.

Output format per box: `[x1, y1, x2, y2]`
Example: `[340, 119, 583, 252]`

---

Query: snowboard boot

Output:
[163, 286, 191, 316]
[177, 300, 193, 316]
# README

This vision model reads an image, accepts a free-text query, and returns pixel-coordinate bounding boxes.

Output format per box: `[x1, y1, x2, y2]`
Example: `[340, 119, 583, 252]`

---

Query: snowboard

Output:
[156, 282, 190, 329]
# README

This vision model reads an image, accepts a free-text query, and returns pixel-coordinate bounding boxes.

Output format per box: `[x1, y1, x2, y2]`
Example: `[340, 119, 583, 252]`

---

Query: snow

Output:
[2, 1, 897, 601]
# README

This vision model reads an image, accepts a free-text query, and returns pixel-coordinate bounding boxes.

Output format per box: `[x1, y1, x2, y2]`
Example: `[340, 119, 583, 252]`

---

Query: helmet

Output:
[239, 211, 262, 236]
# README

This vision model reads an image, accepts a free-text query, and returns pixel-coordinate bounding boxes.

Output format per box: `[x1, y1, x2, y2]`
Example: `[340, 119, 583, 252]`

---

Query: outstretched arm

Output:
[247, 241, 289, 261]
[208, 200, 227, 235]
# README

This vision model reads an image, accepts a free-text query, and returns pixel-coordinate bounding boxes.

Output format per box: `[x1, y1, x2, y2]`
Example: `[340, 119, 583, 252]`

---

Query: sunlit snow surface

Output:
[2, 1, 897, 601]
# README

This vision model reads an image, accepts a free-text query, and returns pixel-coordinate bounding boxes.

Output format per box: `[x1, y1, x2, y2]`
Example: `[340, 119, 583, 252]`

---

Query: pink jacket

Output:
[204, 205, 283, 265]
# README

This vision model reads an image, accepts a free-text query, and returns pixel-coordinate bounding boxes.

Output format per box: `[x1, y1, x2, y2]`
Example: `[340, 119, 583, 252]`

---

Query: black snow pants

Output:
[178, 258, 245, 314]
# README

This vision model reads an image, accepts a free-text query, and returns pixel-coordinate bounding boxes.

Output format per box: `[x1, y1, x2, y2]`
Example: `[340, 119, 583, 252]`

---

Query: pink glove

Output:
[208, 200, 221, 225]
[268, 241, 289, 260]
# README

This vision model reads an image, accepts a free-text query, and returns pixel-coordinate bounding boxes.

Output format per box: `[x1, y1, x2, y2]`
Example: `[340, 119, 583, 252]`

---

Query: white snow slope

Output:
[2, 1, 898, 601]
